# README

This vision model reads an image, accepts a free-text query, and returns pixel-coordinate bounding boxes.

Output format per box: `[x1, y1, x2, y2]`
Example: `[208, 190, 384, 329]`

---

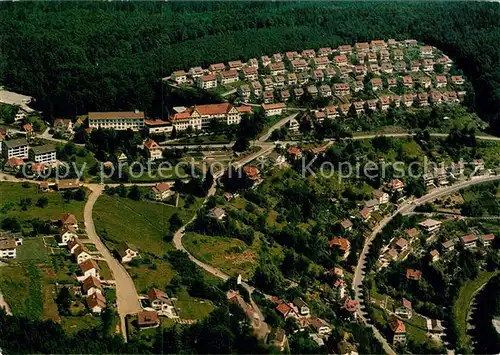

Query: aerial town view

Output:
[0, 2, 500, 354]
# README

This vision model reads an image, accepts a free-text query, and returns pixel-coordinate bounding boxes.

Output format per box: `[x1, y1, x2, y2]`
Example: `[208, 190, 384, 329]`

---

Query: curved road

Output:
[352, 175, 500, 354]
[84, 185, 142, 341]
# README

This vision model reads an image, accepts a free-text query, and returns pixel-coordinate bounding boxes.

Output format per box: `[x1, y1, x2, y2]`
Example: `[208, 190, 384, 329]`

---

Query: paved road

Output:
[84, 185, 141, 342]
[352, 175, 500, 354]
[258, 113, 299, 143]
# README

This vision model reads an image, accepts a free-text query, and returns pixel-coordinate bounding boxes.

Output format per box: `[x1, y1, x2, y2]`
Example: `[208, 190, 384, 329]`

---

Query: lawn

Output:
[173, 288, 215, 320]
[130, 262, 177, 294]
[17, 238, 49, 262]
[0, 264, 43, 319]
[0, 182, 86, 222]
[97, 260, 113, 280]
[93, 194, 201, 256]
[454, 270, 498, 348]
[404, 314, 429, 345]
[183, 232, 258, 279]
[61, 315, 101, 334]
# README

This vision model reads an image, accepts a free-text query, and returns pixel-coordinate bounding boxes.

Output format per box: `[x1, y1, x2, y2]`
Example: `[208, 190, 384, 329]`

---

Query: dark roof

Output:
[30, 144, 55, 155]
[116, 242, 138, 258]
[4, 138, 28, 149]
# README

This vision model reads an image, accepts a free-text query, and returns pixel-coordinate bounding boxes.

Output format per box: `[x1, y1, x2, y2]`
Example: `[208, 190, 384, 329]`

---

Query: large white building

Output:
[88, 110, 145, 131]
[170, 103, 241, 131]
[29, 144, 57, 163]
[2, 138, 29, 160]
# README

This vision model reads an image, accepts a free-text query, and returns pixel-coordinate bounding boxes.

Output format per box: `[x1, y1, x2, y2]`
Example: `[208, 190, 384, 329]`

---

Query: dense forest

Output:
[0, 2, 500, 132]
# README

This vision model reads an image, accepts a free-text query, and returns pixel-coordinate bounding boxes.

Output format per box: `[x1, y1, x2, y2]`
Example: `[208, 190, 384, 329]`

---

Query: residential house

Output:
[262, 103, 286, 117]
[275, 302, 298, 320]
[197, 74, 218, 89]
[59, 212, 78, 230]
[320, 84, 331, 97]
[243, 165, 261, 184]
[287, 146, 302, 160]
[406, 269, 422, 281]
[292, 298, 310, 317]
[307, 85, 318, 97]
[402, 75, 413, 88]
[0, 238, 17, 259]
[137, 310, 160, 329]
[431, 91, 442, 105]
[325, 105, 338, 119]
[395, 298, 412, 319]
[293, 88, 304, 100]
[421, 76, 432, 89]
[171, 70, 187, 84]
[269, 62, 286, 76]
[442, 240, 455, 252]
[389, 317, 407, 344]
[333, 83, 350, 96]
[209, 63, 226, 72]
[420, 45, 433, 57]
[367, 51, 377, 63]
[371, 78, 383, 91]
[287, 73, 297, 85]
[58, 225, 78, 246]
[430, 249, 440, 262]
[355, 42, 370, 52]
[273, 75, 285, 88]
[290, 59, 308, 72]
[405, 39, 418, 47]
[338, 44, 352, 54]
[242, 66, 258, 81]
[209, 207, 226, 220]
[237, 85, 251, 101]
[309, 317, 332, 336]
[370, 39, 386, 50]
[393, 49, 404, 60]
[388, 179, 404, 192]
[143, 138, 163, 161]
[82, 276, 103, 296]
[436, 75, 447, 88]
[423, 59, 434, 72]
[426, 319, 444, 334]
[359, 207, 371, 222]
[313, 57, 329, 69]
[87, 292, 106, 314]
[342, 297, 358, 316]
[285, 51, 300, 61]
[411, 60, 420, 72]
[451, 75, 464, 85]
[312, 69, 324, 82]
[380, 96, 391, 111]
[228, 60, 243, 71]
[2, 138, 29, 160]
[272, 53, 283, 62]
[251, 81, 263, 96]
[280, 89, 290, 102]
[418, 219, 442, 233]
[368, 63, 380, 74]
[116, 242, 139, 264]
[461, 234, 478, 249]
[318, 47, 333, 56]
[393, 61, 407, 73]
[74, 245, 92, 264]
[218, 70, 239, 85]
[329, 237, 350, 259]
[394, 238, 409, 253]
[88, 111, 145, 131]
[340, 219, 353, 232]
[261, 56, 271, 67]
[387, 77, 398, 88]
[53, 119, 74, 137]
[418, 92, 429, 106]
[302, 49, 316, 58]
[78, 259, 100, 281]
[353, 80, 364, 93]
[248, 58, 259, 68]
[334, 54, 348, 66]
[147, 288, 175, 317]
[364, 199, 380, 212]
[404, 228, 420, 241]
[188, 66, 204, 78]
[380, 49, 390, 61]
[480, 234, 495, 247]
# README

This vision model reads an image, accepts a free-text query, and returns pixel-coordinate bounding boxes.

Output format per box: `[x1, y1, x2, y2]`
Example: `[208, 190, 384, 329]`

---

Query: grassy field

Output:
[454, 270, 498, 348]
[97, 260, 113, 280]
[61, 315, 101, 334]
[183, 232, 258, 279]
[17, 238, 49, 262]
[130, 262, 176, 294]
[173, 288, 215, 320]
[0, 182, 86, 222]
[0, 264, 44, 319]
[404, 314, 429, 345]
[93, 194, 201, 256]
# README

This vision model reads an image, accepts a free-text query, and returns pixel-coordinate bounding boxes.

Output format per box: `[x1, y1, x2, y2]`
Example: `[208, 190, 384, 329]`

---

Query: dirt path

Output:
[0, 290, 12, 316]
[84, 185, 141, 342]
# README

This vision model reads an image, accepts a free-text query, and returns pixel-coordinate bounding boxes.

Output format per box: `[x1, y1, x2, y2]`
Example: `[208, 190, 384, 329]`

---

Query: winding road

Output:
[352, 175, 500, 354]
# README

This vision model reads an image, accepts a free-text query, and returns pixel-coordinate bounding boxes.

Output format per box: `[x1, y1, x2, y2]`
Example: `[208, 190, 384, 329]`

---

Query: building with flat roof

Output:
[29, 144, 56, 163]
[88, 110, 145, 131]
[2, 138, 29, 160]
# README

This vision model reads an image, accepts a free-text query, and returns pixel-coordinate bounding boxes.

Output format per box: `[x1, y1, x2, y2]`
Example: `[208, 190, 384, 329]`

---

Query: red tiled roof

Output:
[406, 268, 421, 280]
[152, 182, 170, 194]
[79, 259, 99, 273]
[329, 237, 350, 251]
[143, 138, 160, 150]
[262, 103, 285, 110]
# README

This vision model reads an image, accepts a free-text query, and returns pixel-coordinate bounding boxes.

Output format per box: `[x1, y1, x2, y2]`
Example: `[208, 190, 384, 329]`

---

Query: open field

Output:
[129, 262, 176, 294]
[0, 263, 43, 319]
[0, 182, 86, 222]
[404, 314, 429, 345]
[61, 315, 101, 334]
[93, 194, 201, 256]
[183, 232, 258, 279]
[173, 288, 215, 320]
[97, 260, 113, 280]
[454, 270, 498, 348]
[17, 238, 49, 262]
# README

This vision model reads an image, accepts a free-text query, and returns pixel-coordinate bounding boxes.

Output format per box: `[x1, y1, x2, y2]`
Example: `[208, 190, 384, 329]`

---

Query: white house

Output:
[87, 292, 106, 314]
[74, 245, 92, 264]
[0, 238, 17, 259]
[150, 182, 174, 201]
[57, 225, 78, 246]
[262, 103, 286, 117]
[418, 219, 442, 233]
[147, 288, 176, 318]
[82, 276, 103, 296]
[116, 242, 139, 264]
[2, 138, 29, 160]
[78, 259, 100, 282]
